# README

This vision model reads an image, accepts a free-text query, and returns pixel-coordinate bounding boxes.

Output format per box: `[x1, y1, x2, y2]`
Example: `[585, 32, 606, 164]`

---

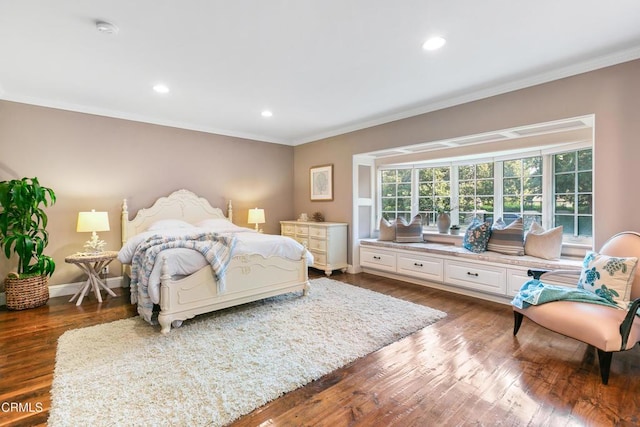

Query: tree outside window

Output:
[377, 147, 592, 243]
[381, 169, 412, 222]
[503, 156, 542, 230]
[417, 167, 450, 225]
[458, 162, 494, 225]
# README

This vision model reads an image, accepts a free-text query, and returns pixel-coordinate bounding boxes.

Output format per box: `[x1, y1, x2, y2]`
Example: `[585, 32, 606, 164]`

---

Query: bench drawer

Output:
[507, 269, 531, 297]
[445, 260, 506, 295]
[397, 254, 443, 282]
[360, 248, 396, 272]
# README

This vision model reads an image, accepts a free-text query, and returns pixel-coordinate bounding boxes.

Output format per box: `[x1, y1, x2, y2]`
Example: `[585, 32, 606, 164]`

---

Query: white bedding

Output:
[118, 218, 313, 304]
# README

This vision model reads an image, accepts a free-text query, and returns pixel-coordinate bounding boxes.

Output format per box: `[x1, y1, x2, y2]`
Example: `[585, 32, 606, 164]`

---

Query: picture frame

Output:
[310, 164, 333, 201]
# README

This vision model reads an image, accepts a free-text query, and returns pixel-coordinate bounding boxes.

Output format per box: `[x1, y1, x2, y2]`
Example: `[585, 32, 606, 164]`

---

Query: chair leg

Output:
[513, 312, 524, 336]
[596, 349, 612, 385]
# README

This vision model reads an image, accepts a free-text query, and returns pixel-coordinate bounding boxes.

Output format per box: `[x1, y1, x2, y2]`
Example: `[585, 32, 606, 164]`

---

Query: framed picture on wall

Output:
[310, 164, 333, 201]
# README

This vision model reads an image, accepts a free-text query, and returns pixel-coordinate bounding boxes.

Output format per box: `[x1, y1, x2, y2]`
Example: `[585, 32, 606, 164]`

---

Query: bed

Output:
[119, 189, 312, 333]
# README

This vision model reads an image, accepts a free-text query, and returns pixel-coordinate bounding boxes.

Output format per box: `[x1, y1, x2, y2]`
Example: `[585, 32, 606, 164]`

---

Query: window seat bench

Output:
[359, 238, 583, 304]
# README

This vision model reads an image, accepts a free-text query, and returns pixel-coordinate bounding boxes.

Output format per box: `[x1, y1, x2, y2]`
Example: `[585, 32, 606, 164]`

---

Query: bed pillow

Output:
[195, 218, 244, 232]
[147, 219, 193, 231]
[462, 217, 492, 253]
[378, 218, 396, 241]
[487, 217, 524, 256]
[524, 222, 563, 260]
[395, 215, 423, 243]
[577, 251, 638, 309]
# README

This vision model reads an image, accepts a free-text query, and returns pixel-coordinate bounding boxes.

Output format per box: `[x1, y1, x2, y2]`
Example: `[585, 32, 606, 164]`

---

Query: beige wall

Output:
[293, 59, 640, 262]
[0, 101, 294, 286]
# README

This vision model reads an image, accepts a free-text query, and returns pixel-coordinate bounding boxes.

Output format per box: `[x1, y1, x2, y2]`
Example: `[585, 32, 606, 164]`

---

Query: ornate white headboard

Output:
[121, 189, 233, 246]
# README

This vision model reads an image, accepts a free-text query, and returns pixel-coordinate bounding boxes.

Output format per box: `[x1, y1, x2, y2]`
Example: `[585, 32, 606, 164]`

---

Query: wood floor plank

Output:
[1, 271, 639, 426]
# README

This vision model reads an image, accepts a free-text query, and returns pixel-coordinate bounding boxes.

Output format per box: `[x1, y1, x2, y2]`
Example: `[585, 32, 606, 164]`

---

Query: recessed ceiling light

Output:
[153, 84, 170, 94]
[261, 110, 273, 118]
[422, 36, 446, 51]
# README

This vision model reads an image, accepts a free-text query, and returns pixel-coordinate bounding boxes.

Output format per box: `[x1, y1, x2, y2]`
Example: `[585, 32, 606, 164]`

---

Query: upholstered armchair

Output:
[513, 231, 640, 384]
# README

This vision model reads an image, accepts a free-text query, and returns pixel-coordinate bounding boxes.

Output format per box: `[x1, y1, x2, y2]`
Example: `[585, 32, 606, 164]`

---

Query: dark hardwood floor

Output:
[1, 271, 638, 426]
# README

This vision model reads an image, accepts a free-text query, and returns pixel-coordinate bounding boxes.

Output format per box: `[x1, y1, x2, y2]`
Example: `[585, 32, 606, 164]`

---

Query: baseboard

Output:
[49, 276, 124, 298]
[1, 276, 124, 306]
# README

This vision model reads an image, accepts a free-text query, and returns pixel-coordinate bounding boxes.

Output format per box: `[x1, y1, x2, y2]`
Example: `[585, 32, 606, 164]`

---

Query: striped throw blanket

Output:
[130, 232, 236, 323]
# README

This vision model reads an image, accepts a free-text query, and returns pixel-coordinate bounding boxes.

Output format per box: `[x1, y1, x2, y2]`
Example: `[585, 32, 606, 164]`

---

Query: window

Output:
[459, 162, 494, 225]
[417, 166, 450, 225]
[380, 169, 412, 222]
[502, 156, 542, 230]
[554, 149, 593, 239]
[377, 147, 593, 244]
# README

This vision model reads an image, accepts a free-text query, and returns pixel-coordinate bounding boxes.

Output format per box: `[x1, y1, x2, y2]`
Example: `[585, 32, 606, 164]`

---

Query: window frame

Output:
[376, 143, 593, 246]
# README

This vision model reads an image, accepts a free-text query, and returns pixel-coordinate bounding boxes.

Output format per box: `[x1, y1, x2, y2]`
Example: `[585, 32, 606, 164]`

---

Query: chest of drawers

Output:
[281, 221, 348, 276]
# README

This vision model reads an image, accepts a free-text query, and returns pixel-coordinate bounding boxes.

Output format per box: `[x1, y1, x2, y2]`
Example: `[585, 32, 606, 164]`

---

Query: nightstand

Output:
[65, 251, 118, 305]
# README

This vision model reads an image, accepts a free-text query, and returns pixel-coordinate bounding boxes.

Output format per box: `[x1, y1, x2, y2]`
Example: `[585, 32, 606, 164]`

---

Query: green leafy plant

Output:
[0, 177, 56, 278]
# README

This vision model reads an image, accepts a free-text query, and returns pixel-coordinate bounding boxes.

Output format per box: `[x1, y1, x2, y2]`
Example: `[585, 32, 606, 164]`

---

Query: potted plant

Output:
[449, 225, 461, 235]
[0, 177, 56, 310]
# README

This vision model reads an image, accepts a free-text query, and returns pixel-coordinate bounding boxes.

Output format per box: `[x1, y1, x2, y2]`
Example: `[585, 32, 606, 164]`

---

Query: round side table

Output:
[65, 251, 118, 305]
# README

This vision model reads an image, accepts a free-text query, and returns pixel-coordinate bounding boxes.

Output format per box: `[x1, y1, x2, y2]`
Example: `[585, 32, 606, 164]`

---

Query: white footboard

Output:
[157, 253, 310, 334]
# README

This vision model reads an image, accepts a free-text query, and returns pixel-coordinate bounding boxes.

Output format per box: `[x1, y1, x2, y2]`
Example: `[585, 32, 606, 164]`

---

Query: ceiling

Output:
[1, 1, 640, 146]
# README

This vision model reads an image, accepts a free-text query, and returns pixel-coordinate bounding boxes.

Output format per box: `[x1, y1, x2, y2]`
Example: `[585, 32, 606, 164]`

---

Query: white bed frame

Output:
[121, 189, 310, 333]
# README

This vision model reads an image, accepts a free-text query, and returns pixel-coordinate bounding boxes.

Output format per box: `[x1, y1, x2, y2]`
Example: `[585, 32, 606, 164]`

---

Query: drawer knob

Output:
[373, 256, 381, 260]
[414, 262, 423, 267]
[467, 272, 479, 277]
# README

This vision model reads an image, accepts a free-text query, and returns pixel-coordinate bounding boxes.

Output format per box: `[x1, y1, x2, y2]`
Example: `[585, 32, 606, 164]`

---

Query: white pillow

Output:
[524, 222, 563, 260]
[195, 218, 244, 232]
[147, 219, 193, 231]
[378, 218, 396, 241]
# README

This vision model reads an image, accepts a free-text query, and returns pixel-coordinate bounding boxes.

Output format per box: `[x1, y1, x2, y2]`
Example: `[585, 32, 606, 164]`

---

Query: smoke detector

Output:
[96, 20, 119, 35]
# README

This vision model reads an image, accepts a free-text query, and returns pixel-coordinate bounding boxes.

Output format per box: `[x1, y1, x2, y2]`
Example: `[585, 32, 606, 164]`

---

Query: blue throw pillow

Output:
[463, 218, 492, 253]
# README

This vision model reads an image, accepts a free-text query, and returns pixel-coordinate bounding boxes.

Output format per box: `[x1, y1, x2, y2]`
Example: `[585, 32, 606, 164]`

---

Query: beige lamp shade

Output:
[77, 210, 110, 232]
[77, 210, 110, 252]
[248, 208, 265, 231]
[248, 208, 265, 224]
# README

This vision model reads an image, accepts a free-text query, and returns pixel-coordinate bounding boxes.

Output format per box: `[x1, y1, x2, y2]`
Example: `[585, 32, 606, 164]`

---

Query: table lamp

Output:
[248, 208, 265, 232]
[77, 210, 110, 252]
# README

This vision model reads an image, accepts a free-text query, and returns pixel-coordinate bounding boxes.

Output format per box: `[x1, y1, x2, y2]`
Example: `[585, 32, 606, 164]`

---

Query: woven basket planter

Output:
[5, 274, 49, 310]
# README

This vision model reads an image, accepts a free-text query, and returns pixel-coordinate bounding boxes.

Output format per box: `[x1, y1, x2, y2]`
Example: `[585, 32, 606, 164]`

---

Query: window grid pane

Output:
[553, 149, 593, 237]
[458, 162, 494, 224]
[502, 156, 542, 224]
[417, 166, 450, 224]
[380, 169, 412, 221]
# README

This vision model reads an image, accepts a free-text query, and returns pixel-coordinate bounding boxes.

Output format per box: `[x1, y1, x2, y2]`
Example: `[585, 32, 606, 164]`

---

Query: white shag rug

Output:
[49, 278, 446, 426]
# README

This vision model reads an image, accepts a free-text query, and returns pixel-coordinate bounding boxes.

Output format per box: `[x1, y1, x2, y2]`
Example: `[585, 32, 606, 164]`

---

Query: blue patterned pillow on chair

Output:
[463, 217, 492, 253]
[577, 251, 638, 309]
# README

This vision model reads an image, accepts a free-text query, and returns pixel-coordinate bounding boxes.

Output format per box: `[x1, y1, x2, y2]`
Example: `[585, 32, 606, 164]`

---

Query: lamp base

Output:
[84, 232, 107, 253]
